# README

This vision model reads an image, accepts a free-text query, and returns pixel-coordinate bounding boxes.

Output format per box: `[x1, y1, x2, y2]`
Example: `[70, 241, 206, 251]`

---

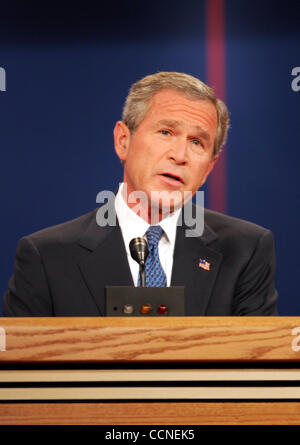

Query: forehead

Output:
[143, 89, 218, 130]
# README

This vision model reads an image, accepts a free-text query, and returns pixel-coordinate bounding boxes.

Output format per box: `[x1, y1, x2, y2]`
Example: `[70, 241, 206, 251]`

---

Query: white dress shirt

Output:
[115, 183, 181, 286]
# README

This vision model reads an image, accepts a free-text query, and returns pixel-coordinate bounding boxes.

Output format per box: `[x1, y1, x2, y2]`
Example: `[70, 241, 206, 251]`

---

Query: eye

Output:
[161, 129, 171, 136]
[191, 139, 203, 147]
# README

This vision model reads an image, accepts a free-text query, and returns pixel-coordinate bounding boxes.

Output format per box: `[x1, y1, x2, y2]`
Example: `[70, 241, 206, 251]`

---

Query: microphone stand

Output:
[105, 236, 185, 316]
[129, 237, 148, 288]
[140, 261, 146, 287]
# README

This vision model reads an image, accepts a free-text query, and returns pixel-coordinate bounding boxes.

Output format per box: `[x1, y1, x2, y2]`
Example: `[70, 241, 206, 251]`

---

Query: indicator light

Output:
[158, 304, 168, 314]
[140, 303, 152, 314]
[123, 304, 134, 314]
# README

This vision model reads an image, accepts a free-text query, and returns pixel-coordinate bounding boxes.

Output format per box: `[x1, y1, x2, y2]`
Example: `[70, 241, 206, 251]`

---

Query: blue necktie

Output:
[138, 226, 167, 287]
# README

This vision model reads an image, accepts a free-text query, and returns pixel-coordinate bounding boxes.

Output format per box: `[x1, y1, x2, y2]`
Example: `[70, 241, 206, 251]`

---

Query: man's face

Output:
[114, 89, 218, 218]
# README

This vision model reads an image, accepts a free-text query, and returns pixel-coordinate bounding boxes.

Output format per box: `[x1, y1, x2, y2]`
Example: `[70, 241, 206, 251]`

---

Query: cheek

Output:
[128, 138, 150, 160]
[190, 162, 212, 185]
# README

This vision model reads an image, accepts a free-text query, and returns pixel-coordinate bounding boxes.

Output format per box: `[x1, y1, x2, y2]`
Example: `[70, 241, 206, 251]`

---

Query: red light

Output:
[158, 304, 168, 314]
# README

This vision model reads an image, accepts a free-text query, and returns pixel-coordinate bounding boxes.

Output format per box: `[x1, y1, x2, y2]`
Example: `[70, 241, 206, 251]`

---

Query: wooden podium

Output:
[0, 316, 300, 425]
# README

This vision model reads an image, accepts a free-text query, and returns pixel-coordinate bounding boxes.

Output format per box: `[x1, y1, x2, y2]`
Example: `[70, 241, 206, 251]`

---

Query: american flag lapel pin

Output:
[199, 258, 211, 271]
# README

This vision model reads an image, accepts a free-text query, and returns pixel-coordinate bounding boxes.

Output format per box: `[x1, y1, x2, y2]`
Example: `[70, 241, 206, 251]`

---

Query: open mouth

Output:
[160, 172, 184, 184]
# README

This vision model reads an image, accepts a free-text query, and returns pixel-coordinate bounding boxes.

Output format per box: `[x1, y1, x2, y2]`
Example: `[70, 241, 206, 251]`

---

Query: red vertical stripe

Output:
[206, 0, 227, 214]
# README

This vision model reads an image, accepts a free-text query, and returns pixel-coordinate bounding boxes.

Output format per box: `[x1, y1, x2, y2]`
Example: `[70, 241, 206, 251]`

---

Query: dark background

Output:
[0, 0, 299, 315]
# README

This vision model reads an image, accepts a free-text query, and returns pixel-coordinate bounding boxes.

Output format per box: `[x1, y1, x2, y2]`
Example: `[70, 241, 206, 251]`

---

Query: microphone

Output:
[129, 237, 149, 287]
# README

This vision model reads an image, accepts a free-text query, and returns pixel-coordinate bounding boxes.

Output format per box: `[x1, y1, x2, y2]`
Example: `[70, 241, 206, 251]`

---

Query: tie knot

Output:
[146, 225, 164, 249]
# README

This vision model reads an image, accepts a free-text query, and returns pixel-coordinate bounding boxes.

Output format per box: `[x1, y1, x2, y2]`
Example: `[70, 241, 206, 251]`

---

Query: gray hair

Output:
[122, 71, 229, 157]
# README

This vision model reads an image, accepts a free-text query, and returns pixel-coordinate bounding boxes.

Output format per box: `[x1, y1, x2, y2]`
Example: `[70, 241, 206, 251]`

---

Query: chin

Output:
[153, 196, 183, 213]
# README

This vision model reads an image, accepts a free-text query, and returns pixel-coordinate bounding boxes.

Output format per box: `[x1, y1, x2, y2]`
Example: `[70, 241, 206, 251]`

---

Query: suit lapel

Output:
[77, 216, 132, 315]
[77, 199, 223, 316]
[171, 222, 223, 315]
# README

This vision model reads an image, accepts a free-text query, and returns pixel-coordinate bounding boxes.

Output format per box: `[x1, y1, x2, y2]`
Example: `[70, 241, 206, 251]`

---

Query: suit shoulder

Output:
[22, 209, 98, 247]
[204, 208, 272, 241]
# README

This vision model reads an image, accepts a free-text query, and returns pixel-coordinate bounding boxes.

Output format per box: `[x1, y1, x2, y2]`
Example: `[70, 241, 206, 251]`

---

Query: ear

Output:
[113, 121, 131, 162]
[201, 155, 219, 185]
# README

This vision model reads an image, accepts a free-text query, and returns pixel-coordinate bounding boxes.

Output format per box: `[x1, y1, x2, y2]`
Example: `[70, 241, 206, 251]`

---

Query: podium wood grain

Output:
[1, 317, 300, 425]
[1, 402, 300, 425]
[1, 317, 300, 363]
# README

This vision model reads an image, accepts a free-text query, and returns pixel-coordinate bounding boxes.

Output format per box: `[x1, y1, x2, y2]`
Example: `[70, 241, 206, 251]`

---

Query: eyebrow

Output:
[155, 119, 211, 142]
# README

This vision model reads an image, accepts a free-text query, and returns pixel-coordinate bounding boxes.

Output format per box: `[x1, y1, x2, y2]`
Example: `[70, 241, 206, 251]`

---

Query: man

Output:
[2, 72, 278, 316]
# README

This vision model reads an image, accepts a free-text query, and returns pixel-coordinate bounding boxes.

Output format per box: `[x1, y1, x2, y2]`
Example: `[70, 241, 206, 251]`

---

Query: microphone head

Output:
[129, 237, 149, 266]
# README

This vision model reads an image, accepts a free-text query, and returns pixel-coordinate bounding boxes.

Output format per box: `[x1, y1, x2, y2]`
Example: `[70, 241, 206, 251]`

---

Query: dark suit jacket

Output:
[2, 204, 278, 316]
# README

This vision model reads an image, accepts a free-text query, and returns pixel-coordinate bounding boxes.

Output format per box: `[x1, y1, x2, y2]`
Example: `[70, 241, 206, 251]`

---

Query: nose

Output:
[167, 138, 188, 164]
